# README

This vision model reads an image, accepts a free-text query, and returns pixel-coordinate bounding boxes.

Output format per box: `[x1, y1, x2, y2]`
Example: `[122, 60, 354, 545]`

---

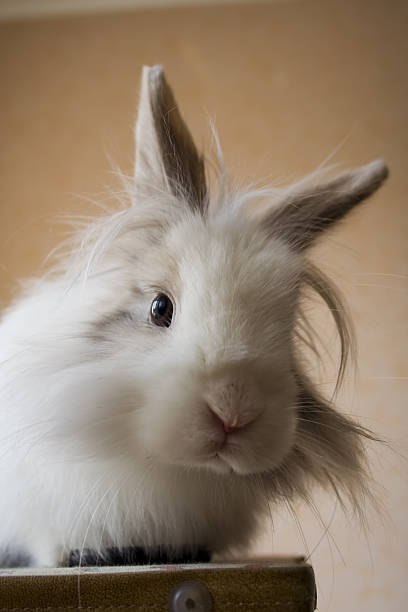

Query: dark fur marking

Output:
[88, 310, 139, 343]
[69, 547, 211, 566]
[0, 547, 32, 567]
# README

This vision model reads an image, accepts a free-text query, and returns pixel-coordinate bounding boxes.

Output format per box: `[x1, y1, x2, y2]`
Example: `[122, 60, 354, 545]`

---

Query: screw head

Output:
[168, 580, 213, 612]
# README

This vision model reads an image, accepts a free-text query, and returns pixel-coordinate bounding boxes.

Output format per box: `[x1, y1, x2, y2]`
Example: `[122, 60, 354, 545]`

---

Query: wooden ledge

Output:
[0, 559, 317, 612]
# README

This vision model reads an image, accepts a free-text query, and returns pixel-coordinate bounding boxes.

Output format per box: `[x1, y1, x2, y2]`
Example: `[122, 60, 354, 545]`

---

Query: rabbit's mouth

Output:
[213, 446, 253, 475]
[208, 450, 264, 476]
[214, 453, 234, 475]
[200, 444, 263, 476]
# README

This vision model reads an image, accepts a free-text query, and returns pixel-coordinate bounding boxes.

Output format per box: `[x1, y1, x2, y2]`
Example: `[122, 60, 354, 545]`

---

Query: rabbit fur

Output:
[0, 65, 388, 567]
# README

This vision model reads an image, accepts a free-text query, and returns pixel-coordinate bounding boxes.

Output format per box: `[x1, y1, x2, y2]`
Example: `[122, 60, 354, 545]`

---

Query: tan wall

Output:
[1, 1, 407, 609]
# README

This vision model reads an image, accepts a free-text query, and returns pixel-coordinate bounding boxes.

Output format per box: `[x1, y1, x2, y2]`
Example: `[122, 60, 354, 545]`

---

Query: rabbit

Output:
[0, 65, 388, 568]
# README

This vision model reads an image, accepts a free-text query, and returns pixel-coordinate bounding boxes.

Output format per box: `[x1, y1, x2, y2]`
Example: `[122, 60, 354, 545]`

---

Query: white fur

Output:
[0, 206, 297, 565]
[0, 66, 388, 567]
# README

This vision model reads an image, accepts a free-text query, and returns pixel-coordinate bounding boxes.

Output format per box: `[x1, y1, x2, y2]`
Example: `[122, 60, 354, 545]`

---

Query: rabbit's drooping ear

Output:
[134, 65, 207, 212]
[264, 160, 388, 250]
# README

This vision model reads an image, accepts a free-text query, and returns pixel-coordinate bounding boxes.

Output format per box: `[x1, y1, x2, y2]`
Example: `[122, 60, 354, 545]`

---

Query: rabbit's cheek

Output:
[136, 391, 219, 464]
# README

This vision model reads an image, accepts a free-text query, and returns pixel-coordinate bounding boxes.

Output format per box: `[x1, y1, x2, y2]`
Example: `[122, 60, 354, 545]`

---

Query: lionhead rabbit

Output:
[0, 65, 388, 567]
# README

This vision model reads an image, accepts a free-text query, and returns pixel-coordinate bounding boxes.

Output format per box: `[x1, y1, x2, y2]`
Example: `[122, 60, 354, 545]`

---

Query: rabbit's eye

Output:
[150, 294, 173, 328]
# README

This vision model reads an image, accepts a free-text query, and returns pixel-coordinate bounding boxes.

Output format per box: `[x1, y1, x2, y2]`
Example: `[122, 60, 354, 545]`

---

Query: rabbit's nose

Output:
[207, 405, 251, 434]
[223, 420, 240, 434]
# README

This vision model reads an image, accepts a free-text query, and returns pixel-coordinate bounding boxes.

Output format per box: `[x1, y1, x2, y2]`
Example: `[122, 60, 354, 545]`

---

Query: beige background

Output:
[0, 0, 407, 610]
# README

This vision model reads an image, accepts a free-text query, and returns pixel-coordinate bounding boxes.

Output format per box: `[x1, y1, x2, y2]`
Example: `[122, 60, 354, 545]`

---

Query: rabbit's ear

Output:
[134, 65, 207, 212]
[263, 160, 388, 250]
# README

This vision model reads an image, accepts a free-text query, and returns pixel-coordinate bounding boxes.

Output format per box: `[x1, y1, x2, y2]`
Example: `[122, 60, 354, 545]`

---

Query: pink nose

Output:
[208, 406, 243, 434]
[222, 421, 240, 434]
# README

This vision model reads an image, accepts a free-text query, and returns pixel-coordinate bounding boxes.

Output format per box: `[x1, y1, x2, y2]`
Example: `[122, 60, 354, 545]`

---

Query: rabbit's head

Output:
[83, 66, 387, 499]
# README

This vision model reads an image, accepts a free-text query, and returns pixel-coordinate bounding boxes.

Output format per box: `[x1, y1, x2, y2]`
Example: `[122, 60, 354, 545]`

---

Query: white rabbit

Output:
[0, 65, 388, 567]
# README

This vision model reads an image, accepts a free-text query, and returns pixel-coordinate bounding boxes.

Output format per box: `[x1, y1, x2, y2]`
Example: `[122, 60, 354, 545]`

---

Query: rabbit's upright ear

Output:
[263, 160, 388, 250]
[134, 65, 207, 212]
